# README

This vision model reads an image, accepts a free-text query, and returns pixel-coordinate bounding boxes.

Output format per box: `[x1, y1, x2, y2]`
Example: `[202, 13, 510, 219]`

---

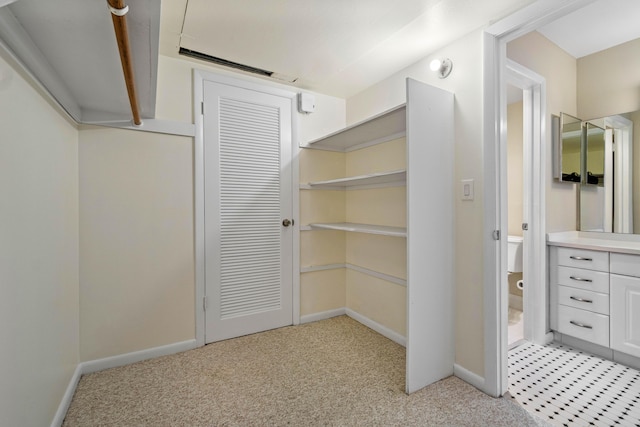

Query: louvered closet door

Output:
[203, 81, 293, 343]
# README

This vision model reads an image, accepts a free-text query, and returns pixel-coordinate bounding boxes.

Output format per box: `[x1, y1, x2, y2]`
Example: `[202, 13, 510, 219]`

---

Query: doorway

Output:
[195, 72, 298, 344]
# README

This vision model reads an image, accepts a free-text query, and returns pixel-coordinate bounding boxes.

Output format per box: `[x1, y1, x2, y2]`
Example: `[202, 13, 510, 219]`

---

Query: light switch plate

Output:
[461, 179, 474, 201]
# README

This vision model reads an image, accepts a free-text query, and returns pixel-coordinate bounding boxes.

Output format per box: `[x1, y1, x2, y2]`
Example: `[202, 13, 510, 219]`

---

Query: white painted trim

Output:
[300, 308, 346, 324]
[344, 131, 407, 153]
[50, 364, 83, 427]
[453, 363, 485, 391]
[482, 0, 596, 398]
[300, 181, 406, 191]
[301, 263, 346, 273]
[346, 263, 406, 286]
[504, 60, 547, 348]
[300, 263, 406, 286]
[300, 131, 406, 153]
[193, 69, 206, 347]
[80, 340, 198, 375]
[345, 308, 406, 347]
[51, 339, 197, 426]
[80, 119, 196, 137]
[292, 111, 301, 326]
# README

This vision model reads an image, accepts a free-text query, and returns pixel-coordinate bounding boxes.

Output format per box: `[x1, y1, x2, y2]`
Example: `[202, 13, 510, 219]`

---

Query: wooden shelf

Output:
[302, 104, 406, 152]
[308, 222, 406, 237]
[302, 170, 406, 190]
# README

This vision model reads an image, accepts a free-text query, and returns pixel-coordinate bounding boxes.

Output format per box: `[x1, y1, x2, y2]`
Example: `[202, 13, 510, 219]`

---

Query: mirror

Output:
[555, 113, 582, 182]
[555, 111, 636, 233]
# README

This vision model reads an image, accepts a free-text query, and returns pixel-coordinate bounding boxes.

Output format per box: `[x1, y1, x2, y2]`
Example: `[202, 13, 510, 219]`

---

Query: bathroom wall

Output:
[507, 31, 578, 233]
[577, 38, 640, 233]
[577, 38, 640, 120]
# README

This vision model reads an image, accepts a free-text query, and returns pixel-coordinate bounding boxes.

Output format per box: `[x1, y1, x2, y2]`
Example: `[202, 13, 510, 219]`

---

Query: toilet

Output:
[507, 235, 523, 273]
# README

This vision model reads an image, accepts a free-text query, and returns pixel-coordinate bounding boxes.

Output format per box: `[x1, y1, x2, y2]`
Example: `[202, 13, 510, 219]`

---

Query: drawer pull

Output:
[569, 320, 593, 329]
[569, 296, 593, 303]
[570, 256, 593, 261]
[569, 276, 593, 282]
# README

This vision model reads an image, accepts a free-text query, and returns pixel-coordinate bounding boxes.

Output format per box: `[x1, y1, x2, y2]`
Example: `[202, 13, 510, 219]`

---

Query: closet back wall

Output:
[77, 55, 345, 361]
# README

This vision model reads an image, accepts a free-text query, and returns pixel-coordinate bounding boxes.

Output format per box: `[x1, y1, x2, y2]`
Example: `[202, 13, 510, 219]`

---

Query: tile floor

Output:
[508, 341, 640, 426]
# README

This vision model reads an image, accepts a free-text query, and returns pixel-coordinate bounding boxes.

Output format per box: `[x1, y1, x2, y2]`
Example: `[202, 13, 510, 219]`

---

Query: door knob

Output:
[282, 219, 292, 227]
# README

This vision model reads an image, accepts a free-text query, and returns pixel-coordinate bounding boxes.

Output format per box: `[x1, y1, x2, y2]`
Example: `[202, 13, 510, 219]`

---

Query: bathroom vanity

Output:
[548, 231, 640, 366]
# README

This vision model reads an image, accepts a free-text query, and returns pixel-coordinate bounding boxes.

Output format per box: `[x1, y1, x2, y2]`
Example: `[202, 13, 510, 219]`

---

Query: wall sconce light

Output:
[430, 58, 453, 79]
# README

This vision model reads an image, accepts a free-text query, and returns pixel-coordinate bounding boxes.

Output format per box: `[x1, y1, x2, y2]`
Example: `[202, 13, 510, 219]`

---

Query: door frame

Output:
[193, 70, 300, 347]
[504, 59, 551, 345]
[482, 0, 597, 397]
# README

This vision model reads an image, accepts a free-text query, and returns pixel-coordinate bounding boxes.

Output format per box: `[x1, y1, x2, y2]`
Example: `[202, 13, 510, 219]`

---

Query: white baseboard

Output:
[81, 339, 198, 374]
[453, 363, 485, 391]
[51, 339, 198, 426]
[345, 308, 406, 347]
[300, 308, 346, 324]
[50, 364, 83, 427]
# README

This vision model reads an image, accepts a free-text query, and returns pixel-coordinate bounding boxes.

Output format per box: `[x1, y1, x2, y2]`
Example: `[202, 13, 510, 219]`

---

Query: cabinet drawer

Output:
[558, 305, 609, 347]
[556, 247, 609, 271]
[558, 285, 609, 315]
[557, 266, 609, 293]
[610, 253, 640, 277]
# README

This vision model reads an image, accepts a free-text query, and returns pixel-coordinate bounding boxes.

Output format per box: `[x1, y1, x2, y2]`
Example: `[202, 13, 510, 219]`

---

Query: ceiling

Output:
[537, 0, 640, 58]
[161, 0, 534, 98]
[1, 0, 639, 123]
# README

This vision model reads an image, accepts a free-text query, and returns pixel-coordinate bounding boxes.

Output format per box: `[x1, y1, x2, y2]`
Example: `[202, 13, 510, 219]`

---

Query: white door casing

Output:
[200, 76, 295, 343]
[483, 0, 597, 397]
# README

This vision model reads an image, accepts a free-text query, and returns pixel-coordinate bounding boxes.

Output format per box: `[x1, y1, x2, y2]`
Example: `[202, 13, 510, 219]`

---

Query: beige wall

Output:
[346, 30, 486, 376]
[507, 101, 524, 237]
[577, 38, 640, 120]
[157, 55, 347, 144]
[0, 54, 79, 425]
[78, 127, 194, 361]
[507, 31, 579, 233]
[76, 55, 346, 360]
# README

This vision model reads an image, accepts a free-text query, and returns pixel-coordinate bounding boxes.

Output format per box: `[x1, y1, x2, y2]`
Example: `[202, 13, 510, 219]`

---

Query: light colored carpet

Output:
[63, 316, 546, 426]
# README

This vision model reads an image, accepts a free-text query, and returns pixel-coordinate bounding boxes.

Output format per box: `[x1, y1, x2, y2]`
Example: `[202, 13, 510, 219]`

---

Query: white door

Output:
[203, 81, 293, 343]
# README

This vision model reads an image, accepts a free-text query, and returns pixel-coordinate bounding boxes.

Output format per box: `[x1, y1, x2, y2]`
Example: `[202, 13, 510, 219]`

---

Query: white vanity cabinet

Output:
[549, 246, 610, 347]
[548, 232, 640, 362]
[610, 253, 640, 358]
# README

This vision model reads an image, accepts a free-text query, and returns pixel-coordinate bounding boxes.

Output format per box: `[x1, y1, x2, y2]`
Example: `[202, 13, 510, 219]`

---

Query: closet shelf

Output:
[308, 222, 407, 237]
[302, 170, 406, 190]
[302, 104, 406, 152]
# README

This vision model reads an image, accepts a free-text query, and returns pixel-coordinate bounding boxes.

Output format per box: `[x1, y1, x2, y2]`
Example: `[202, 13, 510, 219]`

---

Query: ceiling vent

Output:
[179, 47, 297, 83]
[179, 47, 272, 76]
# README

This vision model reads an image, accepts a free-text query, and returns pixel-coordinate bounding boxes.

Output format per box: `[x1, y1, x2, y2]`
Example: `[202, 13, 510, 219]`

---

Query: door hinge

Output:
[492, 230, 500, 241]
[203, 296, 208, 311]
[201, 102, 205, 115]
[522, 223, 529, 231]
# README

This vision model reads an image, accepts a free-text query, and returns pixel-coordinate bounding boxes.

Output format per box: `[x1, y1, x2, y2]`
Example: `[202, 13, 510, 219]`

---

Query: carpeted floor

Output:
[63, 316, 546, 426]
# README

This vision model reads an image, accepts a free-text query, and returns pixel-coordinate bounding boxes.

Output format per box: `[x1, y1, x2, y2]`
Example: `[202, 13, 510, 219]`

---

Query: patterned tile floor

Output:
[508, 342, 640, 426]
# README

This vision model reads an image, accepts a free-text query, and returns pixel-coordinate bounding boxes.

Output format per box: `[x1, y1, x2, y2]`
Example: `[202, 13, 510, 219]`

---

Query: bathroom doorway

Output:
[503, 60, 551, 349]
[506, 81, 525, 348]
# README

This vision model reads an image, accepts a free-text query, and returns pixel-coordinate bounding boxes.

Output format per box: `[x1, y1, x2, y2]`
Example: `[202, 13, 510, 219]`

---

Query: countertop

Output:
[547, 231, 640, 255]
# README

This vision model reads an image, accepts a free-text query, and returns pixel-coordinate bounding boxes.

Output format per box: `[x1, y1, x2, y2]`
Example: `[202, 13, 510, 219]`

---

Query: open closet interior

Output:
[298, 78, 455, 393]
